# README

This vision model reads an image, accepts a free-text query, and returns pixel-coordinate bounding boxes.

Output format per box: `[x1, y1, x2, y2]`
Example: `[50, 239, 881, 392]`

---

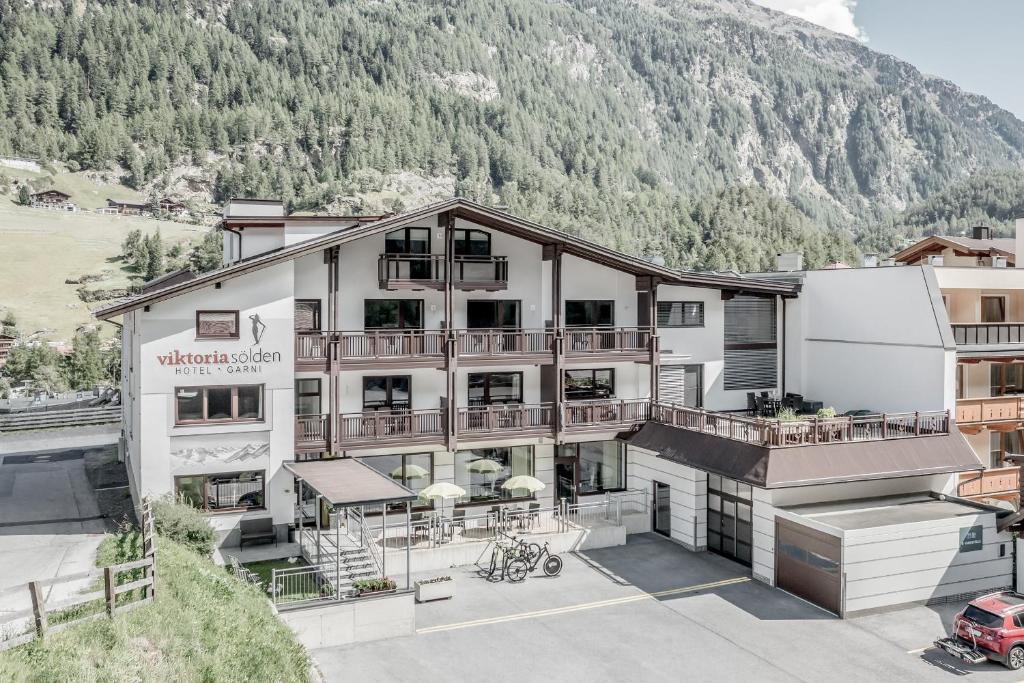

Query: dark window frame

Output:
[558, 441, 626, 495]
[384, 227, 431, 254]
[364, 299, 424, 330]
[174, 384, 265, 425]
[466, 300, 521, 329]
[294, 299, 322, 331]
[454, 446, 537, 507]
[363, 375, 412, 410]
[174, 470, 266, 513]
[467, 371, 524, 406]
[295, 378, 321, 416]
[565, 300, 615, 327]
[981, 296, 1007, 323]
[453, 228, 492, 256]
[195, 310, 240, 339]
[657, 301, 705, 328]
[564, 368, 615, 400]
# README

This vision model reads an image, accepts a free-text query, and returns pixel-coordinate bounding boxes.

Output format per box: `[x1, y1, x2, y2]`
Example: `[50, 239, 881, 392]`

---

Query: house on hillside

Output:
[0, 333, 14, 367]
[154, 197, 189, 217]
[105, 198, 150, 216]
[30, 190, 76, 212]
[892, 225, 1015, 267]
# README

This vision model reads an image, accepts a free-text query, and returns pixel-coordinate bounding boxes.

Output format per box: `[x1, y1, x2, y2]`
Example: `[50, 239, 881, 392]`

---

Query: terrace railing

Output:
[955, 395, 1024, 424]
[337, 408, 446, 445]
[564, 327, 652, 354]
[952, 322, 1024, 346]
[295, 414, 329, 447]
[296, 330, 446, 363]
[377, 254, 508, 289]
[456, 329, 555, 356]
[564, 398, 651, 429]
[456, 403, 555, 436]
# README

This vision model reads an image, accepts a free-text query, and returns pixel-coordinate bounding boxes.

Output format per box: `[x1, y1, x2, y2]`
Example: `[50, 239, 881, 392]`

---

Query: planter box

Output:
[415, 580, 455, 603]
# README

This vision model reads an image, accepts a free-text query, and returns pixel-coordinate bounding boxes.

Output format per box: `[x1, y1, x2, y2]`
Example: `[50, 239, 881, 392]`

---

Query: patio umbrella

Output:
[501, 475, 546, 494]
[418, 482, 467, 517]
[468, 458, 503, 494]
[389, 463, 430, 480]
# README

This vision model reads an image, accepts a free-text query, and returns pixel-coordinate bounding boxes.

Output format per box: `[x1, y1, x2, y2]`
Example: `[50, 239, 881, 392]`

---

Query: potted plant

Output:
[415, 575, 455, 602]
[353, 577, 397, 597]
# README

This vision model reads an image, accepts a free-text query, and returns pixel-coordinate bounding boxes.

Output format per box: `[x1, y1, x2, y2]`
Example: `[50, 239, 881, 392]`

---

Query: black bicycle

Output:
[506, 541, 562, 582]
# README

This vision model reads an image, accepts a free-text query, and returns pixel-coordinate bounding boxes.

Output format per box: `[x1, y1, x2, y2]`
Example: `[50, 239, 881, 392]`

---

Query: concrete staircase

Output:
[300, 532, 380, 593]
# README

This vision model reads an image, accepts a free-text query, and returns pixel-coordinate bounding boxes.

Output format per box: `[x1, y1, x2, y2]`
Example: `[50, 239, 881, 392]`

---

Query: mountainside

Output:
[1, 0, 1023, 268]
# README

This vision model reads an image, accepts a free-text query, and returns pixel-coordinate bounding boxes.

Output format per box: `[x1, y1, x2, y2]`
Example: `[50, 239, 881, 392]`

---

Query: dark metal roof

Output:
[624, 421, 982, 488]
[283, 458, 417, 506]
[94, 198, 800, 320]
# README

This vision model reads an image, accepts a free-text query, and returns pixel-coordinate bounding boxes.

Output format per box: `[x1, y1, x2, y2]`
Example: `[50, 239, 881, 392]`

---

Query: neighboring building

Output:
[892, 225, 1015, 268]
[30, 190, 76, 212]
[105, 198, 151, 216]
[0, 333, 15, 367]
[154, 198, 189, 217]
[95, 199, 1015, 618]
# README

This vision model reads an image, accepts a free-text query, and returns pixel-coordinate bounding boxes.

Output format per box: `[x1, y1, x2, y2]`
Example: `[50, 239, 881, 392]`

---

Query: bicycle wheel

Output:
[542, 554, 563, 577]
[507, 559, 529, 582]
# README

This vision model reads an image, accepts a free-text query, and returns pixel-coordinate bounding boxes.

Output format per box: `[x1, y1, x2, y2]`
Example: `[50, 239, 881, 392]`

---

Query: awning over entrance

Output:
[284, 458, 418, 506]
[623, 421, 984, 488]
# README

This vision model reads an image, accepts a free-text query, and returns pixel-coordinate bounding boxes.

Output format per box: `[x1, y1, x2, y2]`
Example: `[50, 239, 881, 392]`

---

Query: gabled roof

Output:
[892, 235, 1016, 263]
[94, 198, 800, 320]
[31, 190, 71, 198]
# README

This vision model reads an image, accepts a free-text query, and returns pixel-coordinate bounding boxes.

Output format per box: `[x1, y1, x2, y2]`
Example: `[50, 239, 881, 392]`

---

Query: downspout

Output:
[780, 295, 786, 397]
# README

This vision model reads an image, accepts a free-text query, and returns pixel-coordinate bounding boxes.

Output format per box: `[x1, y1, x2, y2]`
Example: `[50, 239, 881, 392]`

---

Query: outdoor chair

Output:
[754, 395, 767, 417]
[526, 502, 541, 529]
[487, 505, 502, 530]
[239, 517, 277, 548]
[410, 512, 430, 543]
[450, 508, 467, 536]
[746, 392, 757, 416]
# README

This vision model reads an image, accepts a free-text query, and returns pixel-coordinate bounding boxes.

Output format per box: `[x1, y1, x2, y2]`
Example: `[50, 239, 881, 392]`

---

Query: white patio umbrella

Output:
[389, 463, 430, 480]
[468, 458, 503, 494]
[418, 482, 467, 517]
[501, 475, 546, 494]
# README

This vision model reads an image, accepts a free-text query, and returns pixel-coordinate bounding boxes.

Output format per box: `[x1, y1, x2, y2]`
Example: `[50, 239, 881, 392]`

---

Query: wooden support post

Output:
[551, 245, 564, 442]
[103, 566, 116, 617]
[442, 210, 458, 452]
[29, 581, 47, 644]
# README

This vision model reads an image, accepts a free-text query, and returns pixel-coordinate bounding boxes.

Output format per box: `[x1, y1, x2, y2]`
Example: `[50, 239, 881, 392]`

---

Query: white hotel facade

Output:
[97, 200, 1024, 617]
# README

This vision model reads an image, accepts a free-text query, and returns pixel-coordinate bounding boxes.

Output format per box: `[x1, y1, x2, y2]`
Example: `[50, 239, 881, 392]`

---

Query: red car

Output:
[936, 591, 1024, 670]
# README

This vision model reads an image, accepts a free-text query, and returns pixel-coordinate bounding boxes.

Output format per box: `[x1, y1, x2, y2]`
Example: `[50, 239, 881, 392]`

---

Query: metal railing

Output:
[564, 327, 652, 354]
[456, 403, 555, 435]
[377, 254, 509, 288]
[296, 330, 446, 362]
[337, 408, 446, 444]
[564, 398, 651, 429]
[270, 564, 336, 607]
[456, 329, 554, 355]
[346, 507, 384, 578]
[952, 322, 1024, 346]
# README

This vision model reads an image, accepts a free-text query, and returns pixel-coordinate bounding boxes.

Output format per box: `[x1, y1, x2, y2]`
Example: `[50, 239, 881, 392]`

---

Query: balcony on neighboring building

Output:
[377, 254, 508, 291]
[563, 327, 653, 362]
[456, 329, 555, 365]
[955, 395, 1024, 425]
[563, 398, 652, 432]
[957, 466, 1021, 506]
[455, 403, 555, 439]
[295, 330, 447, 369]
[952, 323, 1024, 347]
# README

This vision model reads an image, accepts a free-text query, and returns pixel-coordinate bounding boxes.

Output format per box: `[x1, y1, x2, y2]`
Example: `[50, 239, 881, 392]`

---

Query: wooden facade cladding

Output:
[956, 466, 1021, 507]
[955, 395, 1024, 427]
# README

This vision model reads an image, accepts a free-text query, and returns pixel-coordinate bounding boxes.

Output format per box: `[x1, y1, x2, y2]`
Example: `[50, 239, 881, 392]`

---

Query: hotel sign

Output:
[959, 525, 983, 553]
[156, 314, 283, 376]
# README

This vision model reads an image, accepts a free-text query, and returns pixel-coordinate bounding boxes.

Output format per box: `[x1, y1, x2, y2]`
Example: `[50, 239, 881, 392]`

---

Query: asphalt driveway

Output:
[313, 533, 1024, 683]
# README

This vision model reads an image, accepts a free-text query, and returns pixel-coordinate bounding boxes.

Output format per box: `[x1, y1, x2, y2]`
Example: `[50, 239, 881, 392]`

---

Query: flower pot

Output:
[415, 579, 455, 603]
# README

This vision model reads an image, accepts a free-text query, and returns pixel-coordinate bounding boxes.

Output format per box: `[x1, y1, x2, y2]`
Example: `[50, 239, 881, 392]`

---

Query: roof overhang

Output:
[283, 458, 417, 507]
[623, 421, 982, 488]
[957, 349, 1024, 362]
[95, 199, 800, 320]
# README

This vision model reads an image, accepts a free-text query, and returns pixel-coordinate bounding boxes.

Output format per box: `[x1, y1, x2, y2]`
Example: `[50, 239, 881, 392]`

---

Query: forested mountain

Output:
[1, 0, 1023, 268]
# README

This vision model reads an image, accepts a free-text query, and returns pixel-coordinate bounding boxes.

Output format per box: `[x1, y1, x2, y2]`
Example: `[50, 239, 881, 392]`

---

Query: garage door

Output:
[775, 518, 842, 615]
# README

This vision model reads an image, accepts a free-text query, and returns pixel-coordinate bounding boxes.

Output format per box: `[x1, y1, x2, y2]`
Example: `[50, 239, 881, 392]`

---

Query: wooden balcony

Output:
[957, 466, 1021, 503]
[955, 395, 1024, 425]
[456, 329, 555, 365]
[295, 330, 446, 369]
[337, 408, 446, 449]
[456, 403, 555, 439]
[650, 403, 951, 448]
[564, 327, 652, 362]
[295, 414, 329, 452]
[952, 322, 1024, 346]
[564, 398, 652, 432]
[377, 254, 508, 291]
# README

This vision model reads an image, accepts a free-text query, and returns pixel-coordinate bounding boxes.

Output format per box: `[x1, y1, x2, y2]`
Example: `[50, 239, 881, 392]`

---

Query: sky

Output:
[750, 0, 1024, 120]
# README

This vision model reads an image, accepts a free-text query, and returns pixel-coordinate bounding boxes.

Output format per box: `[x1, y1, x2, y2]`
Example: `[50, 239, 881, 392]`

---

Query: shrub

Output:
[353, 577, 397, 593]
[152, 496, 215, 557]
[775, 407, 799, 422]
[816, 406, 838, 419]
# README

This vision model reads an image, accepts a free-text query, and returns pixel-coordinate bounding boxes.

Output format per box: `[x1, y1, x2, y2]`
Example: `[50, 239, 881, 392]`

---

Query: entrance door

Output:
[653, 481, 671, 536]
[707, 474, 753, 566]
[775, 518, 842, 615]
[554, 457, 576, 504]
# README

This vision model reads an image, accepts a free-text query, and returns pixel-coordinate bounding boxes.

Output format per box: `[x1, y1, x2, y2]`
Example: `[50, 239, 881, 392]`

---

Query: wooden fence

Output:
[0, 405, 120, 432]
[0, 499, 155, 651]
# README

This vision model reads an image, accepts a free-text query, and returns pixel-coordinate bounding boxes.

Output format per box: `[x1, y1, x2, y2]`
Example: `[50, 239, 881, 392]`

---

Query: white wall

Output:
[238, 228, 286, 261]
[561, 255, 638, 327]
[626, 447, 706, 550]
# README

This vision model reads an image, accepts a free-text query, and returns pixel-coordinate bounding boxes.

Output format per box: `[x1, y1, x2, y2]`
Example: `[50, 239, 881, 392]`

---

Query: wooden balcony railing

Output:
[650, 403, 951, 448]
[457, 329, 554, 356]
[456, 403, 555, 435]
[564, 327, 652, 355]
[295, 331, 446, 364]
[377, 254, 508, 290]
[337, 408, 446, 445]
[957, 466, 1021, 498]
[956, 395, 1024, 424]
[564, 398, 651, 429]
[952, 322, 1024, 345]
[295, 414, 329, 448]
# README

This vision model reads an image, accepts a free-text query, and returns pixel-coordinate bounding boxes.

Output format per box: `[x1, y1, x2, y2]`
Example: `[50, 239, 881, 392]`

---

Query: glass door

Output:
[706, 474, 753, 566]
[554, 457, 577, 505]
[653, 481, 671, 536]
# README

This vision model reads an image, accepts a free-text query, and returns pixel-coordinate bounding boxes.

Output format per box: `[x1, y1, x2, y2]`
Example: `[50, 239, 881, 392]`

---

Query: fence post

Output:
[615, 498, 622, 525]
[141, 497, 156, 599]
[29, 581, 47, 644]
[604, 491, 611, 521]
[104, 566, 116, 617]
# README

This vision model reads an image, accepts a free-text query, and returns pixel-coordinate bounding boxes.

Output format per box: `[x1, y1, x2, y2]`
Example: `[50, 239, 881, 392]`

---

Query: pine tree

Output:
[144, 230, 165, 280]
[17, 185, 30, 205]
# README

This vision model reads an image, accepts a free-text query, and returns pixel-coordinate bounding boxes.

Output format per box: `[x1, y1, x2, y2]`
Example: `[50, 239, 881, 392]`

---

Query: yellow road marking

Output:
[906, 645, 935, 655]
[416, 576, 751, 634]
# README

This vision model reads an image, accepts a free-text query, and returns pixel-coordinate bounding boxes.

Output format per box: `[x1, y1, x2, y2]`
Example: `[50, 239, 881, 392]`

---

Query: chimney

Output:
[861, 253, 879, 268]
[222, 198, 285, 218]
[776, 252, 803, 272]
[972, 225, 991, 240]
[993, 255, 1008, 268]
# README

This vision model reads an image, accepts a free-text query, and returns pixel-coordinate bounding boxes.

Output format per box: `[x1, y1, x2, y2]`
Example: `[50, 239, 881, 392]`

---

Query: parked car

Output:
[935, 591, 1024, 669]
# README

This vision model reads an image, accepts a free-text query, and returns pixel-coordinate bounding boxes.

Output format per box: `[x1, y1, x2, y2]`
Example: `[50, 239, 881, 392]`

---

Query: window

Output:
[295, 379, 321, 416]
[364, 300, 423, 329]
[982, 296, 1006, 323]
[175, 471, 265, 512]
[963, 606, 1004, 629]
[175, 385, 264, 424]
[363, 376, 411, 410]
[564, 369, 614, 400]
[561, 442, 624, 494]
[657, 301, 704, 328]
[359, 453, 433, 508]
[455, 447, 534, 504]
[723, 295, 777, 391]
[384, 227, 430, 254]
[295, 300, 321, 331]
[454, 229, 491, 256]
[468, 372, 523, 405]
[565, 300, 614, 327]
[991, 364, 1024, 396]
[196, 311, 239, 339]
[467, 300, 520, 329]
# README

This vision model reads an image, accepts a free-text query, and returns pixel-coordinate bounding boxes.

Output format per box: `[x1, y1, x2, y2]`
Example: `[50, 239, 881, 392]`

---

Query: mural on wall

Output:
[171, 443, 270, 465]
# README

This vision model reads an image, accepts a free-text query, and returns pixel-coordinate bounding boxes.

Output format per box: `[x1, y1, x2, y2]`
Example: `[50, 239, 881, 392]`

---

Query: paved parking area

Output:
[313, 533, 1024, 682]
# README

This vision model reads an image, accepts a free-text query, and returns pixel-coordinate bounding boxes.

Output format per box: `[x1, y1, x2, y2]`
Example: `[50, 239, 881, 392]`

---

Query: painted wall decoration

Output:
[171, 443, 270, 464]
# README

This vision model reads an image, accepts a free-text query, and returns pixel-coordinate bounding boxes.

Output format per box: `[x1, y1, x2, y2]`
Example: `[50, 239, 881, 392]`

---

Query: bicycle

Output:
[506, 541, 563, 582]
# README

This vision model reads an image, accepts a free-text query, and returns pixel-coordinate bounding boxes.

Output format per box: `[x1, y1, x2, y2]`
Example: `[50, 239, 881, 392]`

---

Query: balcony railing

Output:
[377, 254, 508, 290]
[295, 414, 329, 449]
[456, 329, 555, 357]
[337, 408, 446, 445]
[564, 327, 652, 355]
[456, 403, 555, 436]
[295, 331, 446, 364]
[955, 395, 1024, 424]
[957, 466, 1021, 499]
[650, 403, 950, 448]
[952, 322, 1024, 345]
[564, 398, 651, 430]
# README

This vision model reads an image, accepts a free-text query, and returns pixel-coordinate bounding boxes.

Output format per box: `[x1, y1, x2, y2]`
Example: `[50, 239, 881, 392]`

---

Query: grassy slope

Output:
[0, 199, 201, 341]
[0, 534, 310, 683]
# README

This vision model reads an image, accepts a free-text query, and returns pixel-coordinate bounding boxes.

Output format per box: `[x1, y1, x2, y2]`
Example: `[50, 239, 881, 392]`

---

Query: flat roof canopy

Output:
[284, 458, 418, 507]
[780, 494, 998, 532]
